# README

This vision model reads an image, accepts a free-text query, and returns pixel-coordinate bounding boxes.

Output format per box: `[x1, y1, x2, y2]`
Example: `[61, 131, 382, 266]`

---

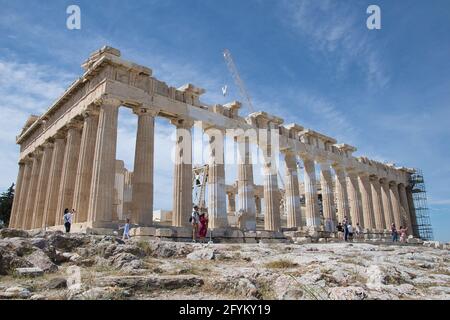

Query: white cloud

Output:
[281, 0, 390, 89]
[0, 59, 75, 190]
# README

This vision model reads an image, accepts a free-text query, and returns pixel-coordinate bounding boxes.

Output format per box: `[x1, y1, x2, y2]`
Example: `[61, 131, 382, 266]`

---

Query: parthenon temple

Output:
[9, 46, 421, 242]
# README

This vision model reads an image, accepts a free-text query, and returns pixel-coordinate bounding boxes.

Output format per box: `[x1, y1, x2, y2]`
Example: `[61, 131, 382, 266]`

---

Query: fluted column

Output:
[380, 178, 394, 228]
[131, 107, 157, 226]
[347, 170, 363, 226]
[88, 99, 120, 225]
[255, 196, 261, 215]
[73, 109, 99, 223]
[42, 135, 66, 227]
[9, 162, 26, 228]
[262, 163, 280, 231]
[398, 183, 413, 233]
[56, 122, 82, 225]
[206, 128, 227, 229]
[370, 176, 385, 230]
[390, 182, 402, 228]
[303, 158, 320, 228]
[172, 119, 193, 227]
[284, 151, 302, 228]
[406, 186, 420, 237]
[334, 166, 350, 223]
[16, 160, 32, 229]
[236, 136, 256, 230]
[358, 173, 375, 230]
[319, 162, 336, 232]
[227, 192, 236, 214]
[23, 152, 43, 229]
[31, 142, 54, 229]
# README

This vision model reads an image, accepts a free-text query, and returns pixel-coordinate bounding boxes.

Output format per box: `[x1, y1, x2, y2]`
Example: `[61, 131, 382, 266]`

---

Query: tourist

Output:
[121, 218, 131, 240]
[336, 223, 344, 240]
[391, 223, 399, 242]
[63, 208, 76, 233]
[198, 212, 209, 243]
[355, 223, 363, 239]
[190, 205, 200, 243]
[399, 226, 408, 243]
[343, 217, 349, 242]
[347, 223, 354, 242]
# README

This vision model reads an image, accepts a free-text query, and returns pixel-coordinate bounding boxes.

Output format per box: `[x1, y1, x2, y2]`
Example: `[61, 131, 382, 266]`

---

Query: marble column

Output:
[303, 158, 320, 228]
[262, 162, 280, 231]
[56, 122, 82, 225]
[236, 136, 256, 230]
[347, 170, 363, 226]
[16, 160, 32, 229]
[255, 196, 261, 215]
[131, 107, 157, 226]
[23, 152, 43, 229]
[206, 128, 227, 229]
[319, 162, 336, 232]
[31, 142, 54, 229]
[88, 99, 120, 225]
[380, 178, 394, 229]
[227, 192, 236, 214]
[370, 176, 385, 230]
[398, 183, 413, 234]
[334, 166, 350, 223]
[9, 162, 26, 228]
[73, 109, 99, 223]
[42, 135, 66, 227]
[389, 182, 403, 228]
[406, 186, 420, 237]
[284, 151, 302, 228]
[172, 119, 193, 227]
[358, 173, 375, 230]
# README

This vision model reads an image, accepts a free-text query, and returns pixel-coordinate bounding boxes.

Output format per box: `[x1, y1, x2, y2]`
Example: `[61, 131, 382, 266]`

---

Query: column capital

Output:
[82, 105, 100, 118]
[133, 106, 159, 117]
[65, 119, 84, 131]
[42, 140, 55, 149]
[389, 180, 398, 187]
[94, 95, 122, 108]
[170, 117, 194, 129]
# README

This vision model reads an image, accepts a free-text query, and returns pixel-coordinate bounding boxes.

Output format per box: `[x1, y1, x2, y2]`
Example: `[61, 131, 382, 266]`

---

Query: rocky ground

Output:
[0, 228, 449, 300]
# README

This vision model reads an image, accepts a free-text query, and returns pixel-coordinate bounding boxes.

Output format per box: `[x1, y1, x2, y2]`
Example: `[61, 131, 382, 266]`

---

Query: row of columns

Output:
[10, 103, 418, 237]
[11, 100, 122, 229]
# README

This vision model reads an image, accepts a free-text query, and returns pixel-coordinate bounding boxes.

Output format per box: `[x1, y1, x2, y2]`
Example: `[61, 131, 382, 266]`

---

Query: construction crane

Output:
[223, 49, 255, 114]
[223, 49, 285, 189]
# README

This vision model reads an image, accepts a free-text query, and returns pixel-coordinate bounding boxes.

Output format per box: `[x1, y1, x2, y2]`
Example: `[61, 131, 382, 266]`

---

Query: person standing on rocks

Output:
[336, 222, 344, 240]
[391, 223, 399, 242]
[343, 217, 349, 242]
[63, 208, 76, 233]
[347, 223, 354, 242]
[355, 223, 363, 240]
[190, 205, 200, 243]
[198, 212, 209, 243]
[399, 226, 408, 243]
[121, 218, 131, 240]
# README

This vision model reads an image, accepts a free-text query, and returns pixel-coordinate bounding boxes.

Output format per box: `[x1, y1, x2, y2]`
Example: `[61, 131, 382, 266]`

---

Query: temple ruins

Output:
[9, 46, 422, 242]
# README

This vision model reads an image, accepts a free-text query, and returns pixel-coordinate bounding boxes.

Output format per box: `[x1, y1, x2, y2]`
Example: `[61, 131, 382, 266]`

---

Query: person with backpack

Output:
[190, 205, 200, 242]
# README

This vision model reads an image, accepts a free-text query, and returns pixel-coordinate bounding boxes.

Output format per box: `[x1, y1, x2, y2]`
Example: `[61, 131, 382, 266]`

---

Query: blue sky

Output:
[0, 0, 449, 241]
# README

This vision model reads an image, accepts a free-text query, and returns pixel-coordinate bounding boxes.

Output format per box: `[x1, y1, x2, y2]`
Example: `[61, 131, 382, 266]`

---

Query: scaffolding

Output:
[410, 169, 434, 240]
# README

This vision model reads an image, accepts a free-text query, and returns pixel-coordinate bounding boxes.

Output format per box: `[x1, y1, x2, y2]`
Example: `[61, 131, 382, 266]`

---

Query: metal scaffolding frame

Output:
[410, 169, 434, 240]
